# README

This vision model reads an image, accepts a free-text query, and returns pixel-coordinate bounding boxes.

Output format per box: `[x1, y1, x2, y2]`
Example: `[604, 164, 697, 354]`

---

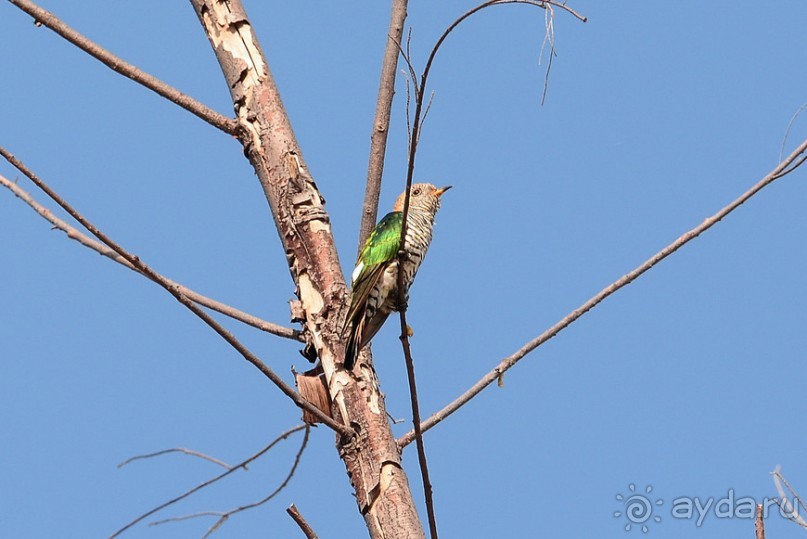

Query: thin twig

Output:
[398, 314, 439, 539]
[0, 174, 302, 341]
[110, 424, 307, 538]
[395, 0, 586, 274]
[780, 101, 807, 162]
[404, 71, 414, 149]
[418, 91, 436, 145]
[358, 0, 409, 253]
[0, 147, 350, 437]
[150, 426, 312, 539]
[538, 5, 556, 105]
[8, 0, 238, 135]
[772, 466, 807, 528]
[398, 136, 807, 447]
[391, 0, 588, 528]
[286, 504, 319, 539]
[118, 448, 231, 470]
[418, 1, 584, 119]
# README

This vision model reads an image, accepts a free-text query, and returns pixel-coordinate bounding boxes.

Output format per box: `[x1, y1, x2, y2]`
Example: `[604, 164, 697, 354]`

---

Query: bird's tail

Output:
[343, 317, 363, 370]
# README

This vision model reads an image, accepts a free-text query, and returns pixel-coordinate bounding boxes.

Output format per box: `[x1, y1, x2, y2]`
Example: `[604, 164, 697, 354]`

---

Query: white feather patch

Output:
[351, 261, 364, 284]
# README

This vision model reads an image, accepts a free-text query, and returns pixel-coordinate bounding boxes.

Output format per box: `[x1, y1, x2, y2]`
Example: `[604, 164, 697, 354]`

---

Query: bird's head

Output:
[393, 183, 452, 214]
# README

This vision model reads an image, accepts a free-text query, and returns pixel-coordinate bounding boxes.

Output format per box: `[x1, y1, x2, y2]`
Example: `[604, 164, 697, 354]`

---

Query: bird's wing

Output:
[343, 211, 402, 331]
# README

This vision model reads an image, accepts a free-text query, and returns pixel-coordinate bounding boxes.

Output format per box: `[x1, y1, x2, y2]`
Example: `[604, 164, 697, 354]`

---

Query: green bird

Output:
[343, 183, 451, 369]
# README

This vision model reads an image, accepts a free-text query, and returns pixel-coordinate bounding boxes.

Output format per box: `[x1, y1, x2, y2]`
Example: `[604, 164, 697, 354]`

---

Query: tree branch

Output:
[0, 147, 349, 436]
[357, 0, 409, 253]
[398, 137, 807, 447]
[110, 424, 308, 538]
[203, 427, 311, 537]
[188, 2, 425, 536]
[755, 504, 765, 539]
[286, 504, 319, 539]
[0, 174, 302, 341]
[117, 447, 232, 470]
[772, 466, 807, 528]
[149, 425, 311, 538]
[398, 314, 438, 539]
[7, 0, 239, 135]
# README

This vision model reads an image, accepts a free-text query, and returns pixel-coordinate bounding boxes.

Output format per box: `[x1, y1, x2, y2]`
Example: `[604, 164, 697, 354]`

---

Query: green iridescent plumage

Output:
[342, 183, 451, 369]
[357, 212, 403, 274]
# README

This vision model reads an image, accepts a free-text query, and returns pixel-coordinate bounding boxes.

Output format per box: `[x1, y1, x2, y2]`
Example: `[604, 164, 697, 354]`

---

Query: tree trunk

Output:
[189, 2, 425, 537]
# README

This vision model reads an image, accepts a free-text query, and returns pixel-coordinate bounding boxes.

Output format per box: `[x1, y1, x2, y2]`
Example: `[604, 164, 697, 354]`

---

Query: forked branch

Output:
[111, 425, 308, 538]
[149, 426, 311, 538]
[0, 175, 301, 341]
[0, 147, 350, 437]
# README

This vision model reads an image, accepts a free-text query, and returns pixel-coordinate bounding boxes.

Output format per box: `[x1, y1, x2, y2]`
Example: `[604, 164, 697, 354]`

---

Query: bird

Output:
[342, 183, 451, 369]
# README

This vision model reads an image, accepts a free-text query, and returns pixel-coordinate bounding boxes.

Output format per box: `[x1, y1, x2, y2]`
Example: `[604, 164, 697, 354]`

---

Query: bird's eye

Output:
[413, 187, 422, 196]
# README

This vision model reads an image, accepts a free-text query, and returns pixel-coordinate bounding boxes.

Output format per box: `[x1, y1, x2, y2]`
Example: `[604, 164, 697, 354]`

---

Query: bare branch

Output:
[398, 315, 439, 539]
[0, 174, 301, 341]
[780, 101, 807, 162]
[118, 448, 232, 470]
[404, 71, 414, 148]
[358, 0, 409, 253]
[0, 147, 350, 437]
[395, 0, 586, 300]
[418, 91, 436, 145]
[399, 137, 807, 447]
[7, 0, 238, 135]
[149, 426, 312, 539]
[110, 424, 307, 538]
[772, 466, 807, 528]
[755, 504, 765, 539]
[287, 504, 319, 539]
[419, 1, 585, 118]
[538, 4, 556, 105]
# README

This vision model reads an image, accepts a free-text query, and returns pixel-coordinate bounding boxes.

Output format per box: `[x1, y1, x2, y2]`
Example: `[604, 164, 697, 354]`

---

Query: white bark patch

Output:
[366, 381, 381, 414]
[379, 462, 397, 496]
[329, 373, 352, 423]
[237, 104, 263, 152]
[309, 220, 330, 234]
[298, 273, 324, 315]
[207, 3, 266, 83]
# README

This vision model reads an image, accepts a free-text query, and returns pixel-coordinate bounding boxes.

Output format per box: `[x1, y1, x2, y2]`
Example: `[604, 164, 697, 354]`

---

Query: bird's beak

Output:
[434, 185, 452, 197]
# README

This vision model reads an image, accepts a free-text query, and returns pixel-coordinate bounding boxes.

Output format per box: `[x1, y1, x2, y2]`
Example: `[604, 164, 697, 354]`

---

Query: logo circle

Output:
[624, 494, 652, 524]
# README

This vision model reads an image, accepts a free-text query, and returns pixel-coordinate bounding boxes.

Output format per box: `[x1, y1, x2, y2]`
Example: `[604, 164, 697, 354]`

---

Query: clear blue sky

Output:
[2, 1, 807, 538]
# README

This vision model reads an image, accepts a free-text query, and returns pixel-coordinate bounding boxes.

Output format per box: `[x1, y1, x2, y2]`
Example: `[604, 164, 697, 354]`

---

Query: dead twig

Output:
[0, 174, 302, 341]
[110, 425, 307, 538]
[149, 426, 311, 539]
[117, 448, 231, 470]
[398, 313, 439, 539]
[8, 0, 238, 135]
[780, 101, 807, 162]
[772, 466, 807, 528]
[286, 504, 319, 539]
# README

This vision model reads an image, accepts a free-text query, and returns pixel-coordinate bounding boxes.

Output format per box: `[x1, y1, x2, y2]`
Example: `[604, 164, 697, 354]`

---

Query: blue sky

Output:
[2, 1, 807, 538]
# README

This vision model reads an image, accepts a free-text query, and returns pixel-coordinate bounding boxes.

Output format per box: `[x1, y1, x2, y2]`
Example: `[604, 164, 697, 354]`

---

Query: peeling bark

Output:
[189, 2, 424, 537]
